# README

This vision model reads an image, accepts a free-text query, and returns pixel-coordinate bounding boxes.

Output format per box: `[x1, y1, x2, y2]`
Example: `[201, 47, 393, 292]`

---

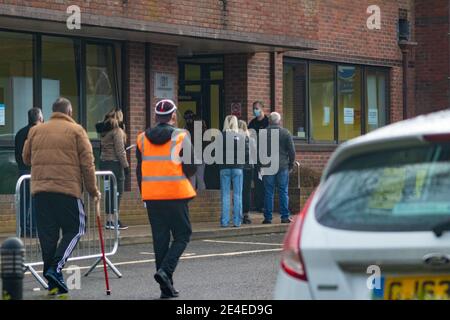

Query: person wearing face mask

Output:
[248, 101, 269, 213]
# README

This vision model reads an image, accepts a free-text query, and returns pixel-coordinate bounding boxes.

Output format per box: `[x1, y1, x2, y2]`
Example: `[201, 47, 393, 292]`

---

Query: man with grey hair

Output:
[23, 97, 100, 295]
[261, 111, 295, 224]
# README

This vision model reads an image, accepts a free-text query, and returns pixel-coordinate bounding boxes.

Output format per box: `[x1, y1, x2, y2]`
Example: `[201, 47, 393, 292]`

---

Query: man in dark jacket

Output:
[261, 112, 295, 224]
[15, 107, 43, 237]
[248, 101, 269, 212]
[136, 99, 196, 299]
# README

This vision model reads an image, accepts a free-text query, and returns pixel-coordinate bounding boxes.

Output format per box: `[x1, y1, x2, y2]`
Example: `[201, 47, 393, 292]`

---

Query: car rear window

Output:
[315, 143, 450, 232]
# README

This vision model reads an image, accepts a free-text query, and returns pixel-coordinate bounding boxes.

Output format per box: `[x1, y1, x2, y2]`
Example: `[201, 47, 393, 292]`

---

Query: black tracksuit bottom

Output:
[35, 192, 86, 274]
[145, 199, 192, 280]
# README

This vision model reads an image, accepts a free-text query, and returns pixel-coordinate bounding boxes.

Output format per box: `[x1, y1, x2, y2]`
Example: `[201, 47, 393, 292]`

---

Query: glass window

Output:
[0, 32, 33, 141]
[309, 63, 335, 142]
[366, 69, 387, 132]
[86, 44, 119, 138]
[283, 62, 307, 138]
[316, 144, 450, 232]
[42, 36, 80, 122]
[210, 69, 223, 80]
[337, 65, 362, 141]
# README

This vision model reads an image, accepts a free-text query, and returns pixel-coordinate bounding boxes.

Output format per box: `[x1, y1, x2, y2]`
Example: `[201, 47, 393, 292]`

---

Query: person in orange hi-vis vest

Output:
[136, 99, 196, 299]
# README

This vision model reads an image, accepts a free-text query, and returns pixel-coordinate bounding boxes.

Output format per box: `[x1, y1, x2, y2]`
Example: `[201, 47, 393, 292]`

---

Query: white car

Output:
[275, 110, 450, 300]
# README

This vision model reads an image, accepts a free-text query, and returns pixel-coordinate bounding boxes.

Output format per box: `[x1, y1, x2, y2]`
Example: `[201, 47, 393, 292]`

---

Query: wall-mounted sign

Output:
[231, 102, 241, 118]
[154, 72, 175, 100]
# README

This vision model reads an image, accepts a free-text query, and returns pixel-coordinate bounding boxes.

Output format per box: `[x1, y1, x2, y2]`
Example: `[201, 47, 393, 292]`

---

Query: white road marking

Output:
[202, 239, 283, 246]
[24, 248, 282, 275]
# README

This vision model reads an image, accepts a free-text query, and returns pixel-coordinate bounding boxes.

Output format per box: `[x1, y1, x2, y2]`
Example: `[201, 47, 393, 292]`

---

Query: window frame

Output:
[0, 28, 125, 148]
[283, 58, 391, 144]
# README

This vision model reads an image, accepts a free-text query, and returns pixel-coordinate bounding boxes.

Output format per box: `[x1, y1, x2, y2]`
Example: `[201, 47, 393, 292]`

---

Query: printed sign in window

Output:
[368, 109, 378, 126]
[344, 107, 354, 125]
[0, 104, 5, 126]
[323, 106, 330, 126]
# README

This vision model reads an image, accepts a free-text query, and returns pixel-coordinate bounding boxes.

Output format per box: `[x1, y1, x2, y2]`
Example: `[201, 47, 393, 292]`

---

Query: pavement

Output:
[20, 233, 286, 300]
[119, 212, 289, 245]
[0, 212, 290, 245]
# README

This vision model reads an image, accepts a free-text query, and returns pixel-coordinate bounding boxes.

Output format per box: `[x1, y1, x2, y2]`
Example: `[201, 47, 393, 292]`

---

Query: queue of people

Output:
[15, 96, 294, 298]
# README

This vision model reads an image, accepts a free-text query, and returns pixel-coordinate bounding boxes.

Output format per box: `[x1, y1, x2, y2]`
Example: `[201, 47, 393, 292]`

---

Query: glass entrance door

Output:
[178, 57, 224, 131]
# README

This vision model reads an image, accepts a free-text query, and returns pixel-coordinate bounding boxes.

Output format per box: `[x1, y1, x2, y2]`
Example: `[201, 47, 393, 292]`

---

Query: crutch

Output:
[95, 199, 111, 295]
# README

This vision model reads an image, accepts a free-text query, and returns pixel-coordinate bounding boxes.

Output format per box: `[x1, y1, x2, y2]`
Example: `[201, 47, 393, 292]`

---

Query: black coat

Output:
[15, 124, 33, 172]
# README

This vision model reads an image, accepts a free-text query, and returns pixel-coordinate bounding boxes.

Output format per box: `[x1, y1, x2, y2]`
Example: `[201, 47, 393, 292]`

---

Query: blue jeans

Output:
[220, 169, 243, 227]
[263, 169, 290, 221]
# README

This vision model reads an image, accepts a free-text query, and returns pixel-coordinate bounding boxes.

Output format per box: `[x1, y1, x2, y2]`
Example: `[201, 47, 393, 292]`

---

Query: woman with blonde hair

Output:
[96, 108, 129, 230]
[219, 115, 248, 227]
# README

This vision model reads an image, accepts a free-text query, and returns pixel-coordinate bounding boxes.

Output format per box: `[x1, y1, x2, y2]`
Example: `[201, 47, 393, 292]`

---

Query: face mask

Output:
[253, 109, 261, 117]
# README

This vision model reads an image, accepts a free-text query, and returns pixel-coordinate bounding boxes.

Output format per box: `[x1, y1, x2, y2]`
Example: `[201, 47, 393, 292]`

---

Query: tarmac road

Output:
[21, 233, 285, 300]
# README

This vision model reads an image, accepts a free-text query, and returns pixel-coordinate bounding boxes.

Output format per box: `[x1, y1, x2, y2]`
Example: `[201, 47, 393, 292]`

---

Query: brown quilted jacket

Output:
[22, 112, 99, 199]
[98, 127, 129, 169]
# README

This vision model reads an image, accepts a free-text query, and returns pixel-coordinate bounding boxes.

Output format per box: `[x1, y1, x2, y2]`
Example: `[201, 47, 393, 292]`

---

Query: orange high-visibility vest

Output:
[137, 129, 196, 200]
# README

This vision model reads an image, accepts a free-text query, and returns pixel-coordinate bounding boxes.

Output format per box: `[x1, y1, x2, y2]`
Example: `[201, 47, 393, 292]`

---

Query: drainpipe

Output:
[399, 40, 417, 120]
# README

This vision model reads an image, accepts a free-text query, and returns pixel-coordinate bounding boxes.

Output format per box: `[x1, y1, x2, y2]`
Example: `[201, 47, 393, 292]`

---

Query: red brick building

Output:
[0, 0, 446, 232]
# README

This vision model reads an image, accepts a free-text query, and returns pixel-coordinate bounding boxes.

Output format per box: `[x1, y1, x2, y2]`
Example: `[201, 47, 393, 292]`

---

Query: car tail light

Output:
[423, 133, 450, 142]
[281, 190, 315, 281]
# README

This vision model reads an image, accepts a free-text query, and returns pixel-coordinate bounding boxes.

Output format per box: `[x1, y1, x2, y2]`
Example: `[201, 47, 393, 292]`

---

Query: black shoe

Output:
[262, 219, 272, 224]
[117, 220, 129, 230]
[44, 267, 68, 294]
[160, 285, 180, 299]
[105, 221, 113, 230]
[154, 269, 177, 298]
[44, 273, 59, 295]
[281, 217, 293, 224]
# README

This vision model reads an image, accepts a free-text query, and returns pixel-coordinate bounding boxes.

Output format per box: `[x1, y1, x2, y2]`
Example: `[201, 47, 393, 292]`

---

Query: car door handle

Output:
[423, 253, 450, 266]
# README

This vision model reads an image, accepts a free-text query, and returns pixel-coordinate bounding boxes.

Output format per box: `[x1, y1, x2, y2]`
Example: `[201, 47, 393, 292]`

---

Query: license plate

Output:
[373, 275, 450, 300]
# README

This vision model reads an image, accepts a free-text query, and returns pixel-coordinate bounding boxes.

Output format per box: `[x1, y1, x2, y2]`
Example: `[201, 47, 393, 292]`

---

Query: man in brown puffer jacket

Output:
[23, 97, 100, 295]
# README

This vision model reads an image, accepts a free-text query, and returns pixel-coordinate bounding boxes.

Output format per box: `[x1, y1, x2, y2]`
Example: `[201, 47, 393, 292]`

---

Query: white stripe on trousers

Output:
[56, 199, 86, 273]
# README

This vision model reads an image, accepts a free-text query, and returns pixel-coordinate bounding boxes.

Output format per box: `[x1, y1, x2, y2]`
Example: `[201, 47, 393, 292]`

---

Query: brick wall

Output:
[224, 54, 247, 120]
[285, 0, 416, 126]
[414, 0, 450, 114]
[1, 0, 318, 41]
[149, 43, 178, 125]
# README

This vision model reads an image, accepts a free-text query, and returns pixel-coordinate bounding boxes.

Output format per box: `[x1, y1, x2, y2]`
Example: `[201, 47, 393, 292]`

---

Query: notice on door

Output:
[231, 102, 241, 118]
[344, 107, 354, 125]
[0, 104, 5, 126]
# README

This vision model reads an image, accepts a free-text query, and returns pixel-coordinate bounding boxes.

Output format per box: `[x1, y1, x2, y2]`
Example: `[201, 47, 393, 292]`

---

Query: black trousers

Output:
[35, 192, 86, 274]
[252, 166, 265, 210]
[243, 169, 252, 214]
[145, 199, 192, 279]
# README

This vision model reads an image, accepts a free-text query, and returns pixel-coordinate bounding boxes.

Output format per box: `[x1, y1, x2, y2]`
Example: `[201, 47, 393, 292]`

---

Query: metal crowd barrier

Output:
[15, 171, 122, 289]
